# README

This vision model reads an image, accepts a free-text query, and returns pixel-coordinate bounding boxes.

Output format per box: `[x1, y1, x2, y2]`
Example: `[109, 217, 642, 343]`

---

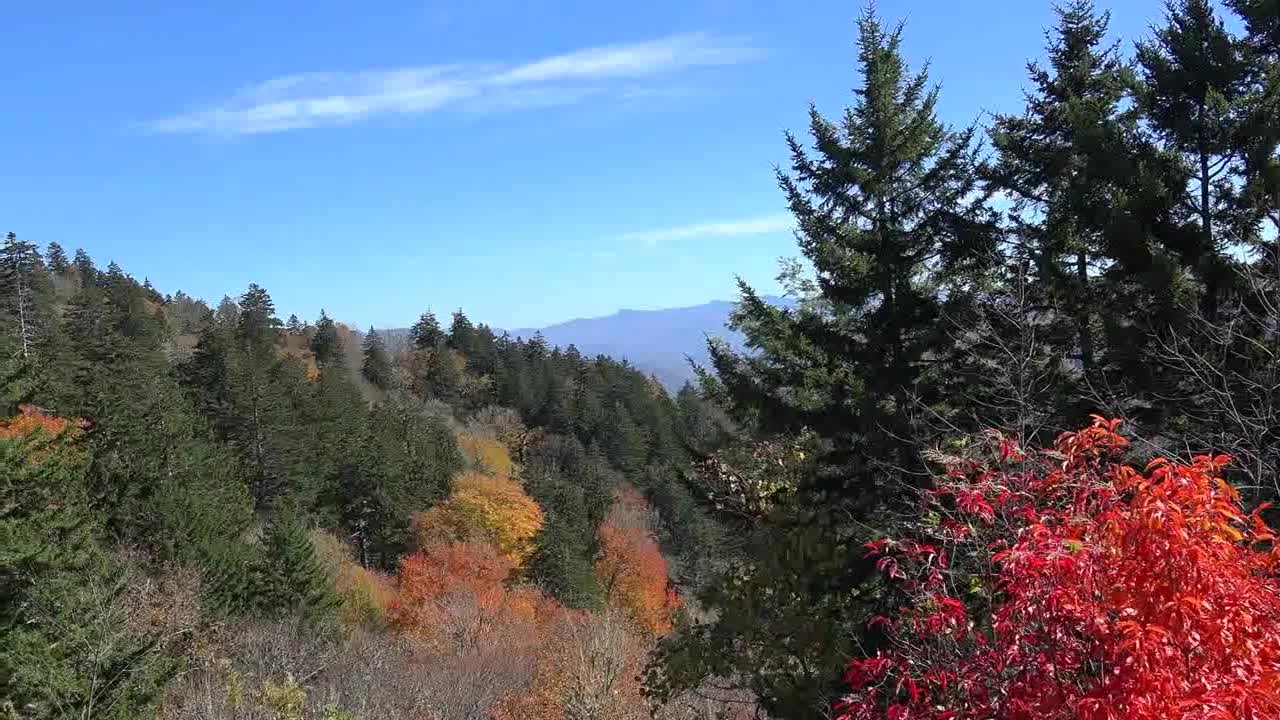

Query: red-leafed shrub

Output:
[838, 417, 1280, 720]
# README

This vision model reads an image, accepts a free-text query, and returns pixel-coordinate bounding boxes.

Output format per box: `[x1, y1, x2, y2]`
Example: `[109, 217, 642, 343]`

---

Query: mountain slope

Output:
[509, 299, 767, 390]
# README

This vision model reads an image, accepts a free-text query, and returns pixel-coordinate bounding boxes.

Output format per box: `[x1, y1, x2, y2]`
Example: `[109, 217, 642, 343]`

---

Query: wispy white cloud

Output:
[616, 213, 793, 245]
[148, 33, 758, 135]
[490, 33, 757, 85]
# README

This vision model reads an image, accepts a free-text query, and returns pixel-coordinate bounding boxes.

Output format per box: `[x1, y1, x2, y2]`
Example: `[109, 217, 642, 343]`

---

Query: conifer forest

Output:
[7, 1, 1280, 718]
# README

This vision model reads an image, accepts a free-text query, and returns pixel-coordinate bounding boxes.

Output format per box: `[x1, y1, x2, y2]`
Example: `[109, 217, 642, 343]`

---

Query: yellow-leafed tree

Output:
[413, 472, 544, 568]
[458, 431, 516, 477]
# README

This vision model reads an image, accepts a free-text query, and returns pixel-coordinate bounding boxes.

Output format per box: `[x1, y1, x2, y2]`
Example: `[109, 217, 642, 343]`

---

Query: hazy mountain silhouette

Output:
[508, 297, 790, 390]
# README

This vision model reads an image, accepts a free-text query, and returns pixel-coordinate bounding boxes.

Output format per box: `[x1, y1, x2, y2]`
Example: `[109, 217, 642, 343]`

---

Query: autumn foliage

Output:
[1, 403, 84, 441]
[388, 541, 561, 652]
[458, 430, 517, 477]
[311, 530, 396, 628]
[596, 489, 680, 636]
[412, 471, 544, 567]
[838, 418, 1280, 720]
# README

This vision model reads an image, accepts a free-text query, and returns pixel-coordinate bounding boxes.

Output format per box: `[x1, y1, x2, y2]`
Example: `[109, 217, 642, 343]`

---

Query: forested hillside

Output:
[0, 241, 745, 718]
[9, 0, 1280, 718]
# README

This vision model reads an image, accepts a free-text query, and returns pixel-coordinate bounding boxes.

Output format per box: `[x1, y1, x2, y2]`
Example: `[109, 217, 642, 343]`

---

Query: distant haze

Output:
[508, 297, 792, 389]
[382, 297, 793, 390]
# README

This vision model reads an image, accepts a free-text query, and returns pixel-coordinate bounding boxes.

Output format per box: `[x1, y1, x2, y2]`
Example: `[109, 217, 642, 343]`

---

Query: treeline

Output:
[0, 234, 735, 717]
[647, 1, 1280, 717]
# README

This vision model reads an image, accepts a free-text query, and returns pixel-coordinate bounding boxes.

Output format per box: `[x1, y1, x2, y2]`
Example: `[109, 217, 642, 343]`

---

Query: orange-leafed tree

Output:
[413, 471, 544, 567]
[595, 492, 679, 636]
[388, 541, 561, 651]
[837, 418, 1280, 720]
[0, 403, 84, 442]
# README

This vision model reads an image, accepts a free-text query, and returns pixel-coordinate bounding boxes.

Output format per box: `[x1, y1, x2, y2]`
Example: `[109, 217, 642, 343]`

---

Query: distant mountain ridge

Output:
[385, 297, 791, 390]
[507, 297, 791, 390]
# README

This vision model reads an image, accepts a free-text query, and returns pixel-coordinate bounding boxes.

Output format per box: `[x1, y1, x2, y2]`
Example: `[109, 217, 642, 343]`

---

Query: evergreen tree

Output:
[1228, 0, 1280, 236]
[141, 278, 163, 303]
[306, 347, 370, 519]
[666, 11, 997, 716]
[214, 295, 240, 328]
[71, 247, 95, 286]
[180, 325, 238, 440]
[522, 436, 611, 608]
[525, 489, 602, 608]
[260, 512, 338, 620]
[1231, 0, 1280, 53]
[310, 309, 341, 366]
[361, 326, 392, 389]
[363, 393, 462, 567]
[1, 411, 178, 718]
[408, 310, 442, 350]
[237, 283, 280, 347]
[45, 241, 69, 274]
[414, 342, 463, 406]
[286, 313, 304, 335]
[602, 401, 648, 473]
[1, 232, 48, 360]
[230, 353, 309, 511]
[982, 0, 1190, 434]
[987, 1, 1131, 380]
[0, 235, 69, 412]
[675, 382, 733, 457]
[709, 8, 994, 503]
[448, 309, 475, 351]
[1137, 0, 1257, 319]
[216, 286, 308, 509]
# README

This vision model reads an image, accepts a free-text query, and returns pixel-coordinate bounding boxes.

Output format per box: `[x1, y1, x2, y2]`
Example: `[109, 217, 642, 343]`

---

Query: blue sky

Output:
[4, 1, 1174, 329]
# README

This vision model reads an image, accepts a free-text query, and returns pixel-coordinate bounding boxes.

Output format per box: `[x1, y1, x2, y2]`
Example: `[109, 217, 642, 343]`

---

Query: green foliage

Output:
[361, 326, 392, 389]
[447, 309, 476, 351]
[1, 418, 179, 719]
[310, 309, 341, 366]
[522, 435, 614, 607]
[45, 241, 69, 274]
[709, 8, 994, 507]
[412, 343, 463, 405]
[308, 388, 466, 570]
[71, 247, 95, 286]
[408, 310, 442, 350]
[261, 512, 339, 620]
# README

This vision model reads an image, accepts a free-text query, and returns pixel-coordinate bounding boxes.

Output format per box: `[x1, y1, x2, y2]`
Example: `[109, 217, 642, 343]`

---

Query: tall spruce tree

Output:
[447, 309, 475, 351]
[409, 310, 442, 350]
[361, 326, 392, 389]
[1137, 0, 1257, 319]
[71, 248, 95, 287]
[225, 285, 307, 509]
[260, 512, 339, 620]
[310, 309, 340, 366]
[708, 8, 994, 504]
[980, 0, 1186, 434]
[988, 1, 1131, 379]
[1229, 0, 1280, 235]
[1, 233, 48, 360]
[45, 241, 69, 275]
[661, 10, 997, 716]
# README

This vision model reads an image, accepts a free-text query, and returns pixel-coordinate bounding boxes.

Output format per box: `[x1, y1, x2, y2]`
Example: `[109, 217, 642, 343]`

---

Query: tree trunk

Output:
[1075, 250, 1094, 372]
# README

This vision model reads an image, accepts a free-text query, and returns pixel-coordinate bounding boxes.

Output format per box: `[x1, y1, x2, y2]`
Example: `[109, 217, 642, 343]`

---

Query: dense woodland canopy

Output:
[6, 0, 1280, 718]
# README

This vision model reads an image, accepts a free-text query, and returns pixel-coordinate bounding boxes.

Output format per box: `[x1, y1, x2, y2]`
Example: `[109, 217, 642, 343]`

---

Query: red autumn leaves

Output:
[839, 417, 1280, 720]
